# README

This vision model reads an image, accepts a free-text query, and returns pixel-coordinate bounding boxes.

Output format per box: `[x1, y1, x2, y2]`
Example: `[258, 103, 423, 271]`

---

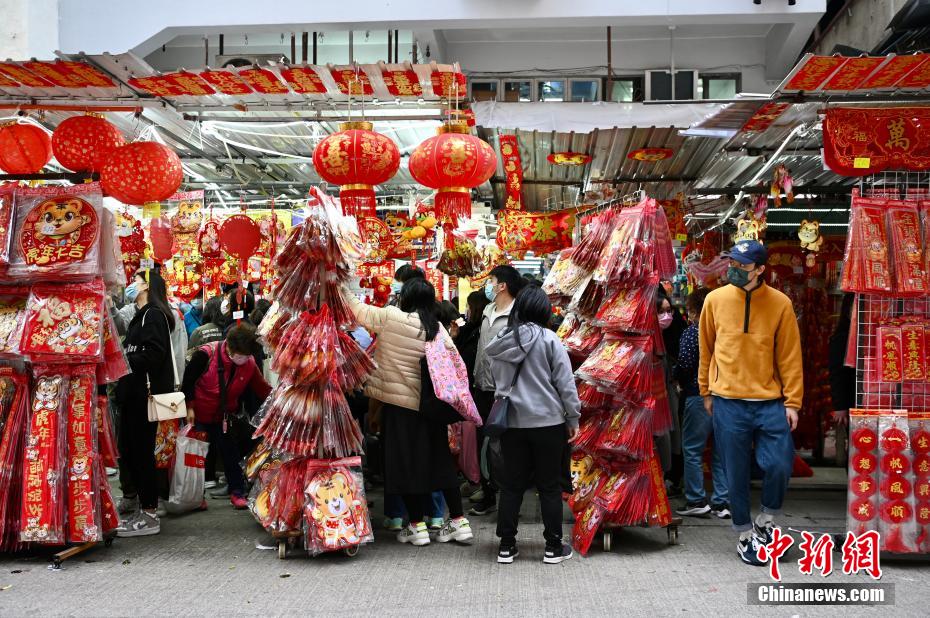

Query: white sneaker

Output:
[397, 522, 430, 546]
[204, 480, 218, 490]
[436, 517, 474, 544]
[116, 495, 138, 515]
[116, 511, 161, 537]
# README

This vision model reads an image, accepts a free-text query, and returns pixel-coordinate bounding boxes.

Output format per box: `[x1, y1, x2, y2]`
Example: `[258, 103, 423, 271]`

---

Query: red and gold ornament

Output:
[312, 121, 400, 218]
[852, 427, 878, 451]
[853, 451, 878, 474]
[100, 141, 182, 205]
[881, 425, 909, 452]
[851, 474, 877, 498]
[849, 497, 876, 521]
[0, 122, 52, 174]
[51, 115, 125, 172]
[881, 475, 912, 500]
[881, 452, 911, 475]
[880, 499, 912, 524]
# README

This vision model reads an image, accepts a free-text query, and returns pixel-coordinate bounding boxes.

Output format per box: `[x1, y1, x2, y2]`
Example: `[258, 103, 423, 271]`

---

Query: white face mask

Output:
[221, 298, 230, 315]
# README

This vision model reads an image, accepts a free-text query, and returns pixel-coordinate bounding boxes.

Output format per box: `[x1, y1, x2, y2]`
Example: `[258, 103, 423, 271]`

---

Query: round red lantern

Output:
[219, 214, 262, 260]
[100, 141, 183, 205]
[851, 427, 878, 451]
[52, 115, 126, 172]
[880, 426, 909, 452]
[312, 121, 400, 218]
[0, 122, 52, 174]
[408, 121, 497, 223]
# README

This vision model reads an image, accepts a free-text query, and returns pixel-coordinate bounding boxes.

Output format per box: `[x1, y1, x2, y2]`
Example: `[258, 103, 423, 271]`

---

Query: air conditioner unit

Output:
[214, 53, 290, 69]
[644, 69, 698, 101]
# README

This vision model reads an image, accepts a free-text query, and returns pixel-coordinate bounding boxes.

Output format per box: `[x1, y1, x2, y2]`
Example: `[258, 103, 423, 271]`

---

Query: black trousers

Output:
[473, 389, 497, 499]
[496, 424, 567, 547]
[117, 397, 158, 510]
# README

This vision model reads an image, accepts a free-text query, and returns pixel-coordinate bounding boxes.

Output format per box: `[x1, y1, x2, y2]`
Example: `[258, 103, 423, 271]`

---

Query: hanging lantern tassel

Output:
[339, 184, 377, 218]
[435, 187, 472, 223]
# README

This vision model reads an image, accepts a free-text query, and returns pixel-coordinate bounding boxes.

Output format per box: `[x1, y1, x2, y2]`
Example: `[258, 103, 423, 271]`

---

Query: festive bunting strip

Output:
[740, 102, 790, 133]
[430, 71, 466, 98]
[198, 69, 253, 95]
[237, 68, 289, 94]
[499, 135, 523, 210]
[330, 68, 373, 96]
[279, 67, 327, 94]
[496, 208, 575, 255]
[66, 367, 100, 543]
[381, 69, 422, 97]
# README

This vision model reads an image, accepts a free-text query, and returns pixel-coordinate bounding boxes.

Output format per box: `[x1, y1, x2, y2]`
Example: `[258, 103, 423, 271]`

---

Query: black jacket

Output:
[455, 321, 482, 385]
[829, 325, 856, 411]
[116, 303, 175, 405]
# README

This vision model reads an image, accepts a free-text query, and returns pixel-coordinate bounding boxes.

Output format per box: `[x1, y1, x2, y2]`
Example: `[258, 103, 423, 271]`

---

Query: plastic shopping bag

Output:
[167, 425, 209, 514]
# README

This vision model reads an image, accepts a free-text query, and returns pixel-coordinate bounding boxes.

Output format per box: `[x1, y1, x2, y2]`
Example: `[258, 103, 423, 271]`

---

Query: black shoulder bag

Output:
[484, 357, 527, 438]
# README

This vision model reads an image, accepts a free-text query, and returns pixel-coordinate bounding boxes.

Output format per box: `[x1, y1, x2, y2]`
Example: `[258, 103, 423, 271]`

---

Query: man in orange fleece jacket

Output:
[698, 239, 803, 567]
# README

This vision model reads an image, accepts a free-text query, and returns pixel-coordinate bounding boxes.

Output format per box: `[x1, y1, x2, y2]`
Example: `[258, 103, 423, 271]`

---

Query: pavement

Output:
[0, 474, 928, 617]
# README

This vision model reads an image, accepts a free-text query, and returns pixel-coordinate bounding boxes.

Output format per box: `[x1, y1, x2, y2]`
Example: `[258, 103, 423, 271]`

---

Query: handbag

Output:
[483, 347, 530, 438]
[423, 326, 482, 425]
[144, 309, 187, 423]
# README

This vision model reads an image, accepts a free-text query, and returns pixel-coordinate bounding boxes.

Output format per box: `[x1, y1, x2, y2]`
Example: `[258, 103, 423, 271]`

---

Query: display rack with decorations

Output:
[840, 171, 930, 554]
[247, 187, 375, 559]
[542, 195, 679, 554]
[0, 180, 126, 567]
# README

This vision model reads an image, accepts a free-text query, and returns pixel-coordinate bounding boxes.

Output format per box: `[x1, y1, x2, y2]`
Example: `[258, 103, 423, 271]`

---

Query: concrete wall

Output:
[811, 0, 908, 55]
[0, 0, 59, 59]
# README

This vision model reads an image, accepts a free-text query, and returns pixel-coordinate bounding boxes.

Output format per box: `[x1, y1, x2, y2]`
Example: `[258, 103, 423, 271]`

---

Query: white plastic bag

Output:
[167, 425, 209, 514]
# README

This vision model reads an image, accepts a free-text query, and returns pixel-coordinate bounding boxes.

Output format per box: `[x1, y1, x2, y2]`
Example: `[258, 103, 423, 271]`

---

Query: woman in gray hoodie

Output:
[486, 286, 581, 565]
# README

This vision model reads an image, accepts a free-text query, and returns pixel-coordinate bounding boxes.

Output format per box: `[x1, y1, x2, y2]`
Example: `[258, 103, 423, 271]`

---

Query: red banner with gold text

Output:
[824, 107, 930, 176]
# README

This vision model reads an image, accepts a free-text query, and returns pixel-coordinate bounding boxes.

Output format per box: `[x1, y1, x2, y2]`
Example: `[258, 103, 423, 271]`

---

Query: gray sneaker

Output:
[156, 498, 168, 518]
[116, 511, 161, 537]
[116, 495, 139, 515]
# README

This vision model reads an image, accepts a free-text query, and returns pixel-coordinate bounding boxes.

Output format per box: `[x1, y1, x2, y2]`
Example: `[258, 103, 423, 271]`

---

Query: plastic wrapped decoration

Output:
[575, 334, 653, 394]
[562, 318, 603, 357]
[569, 452, 608, 512]
[336, 330, 376, 392]
[97, 458, 120, 534]
[594, 400, 657, 460]
[0, 286, 28, 358]
[65, 365, 102, 543]
[594, 275, 660, 332]
[847, 410, 880, 537]
[96, 303, 130, 384]
[7, 183, 104, 282]
[20, 280, 105, 364]
[542, 248, 575, 298]
[877, 412, 918, 553]
[886, 203, 927, 297]
[841, 197, 893, 295]
[250, 458, 306, 535]
[0, 184, 13, 272]
[571, 208, 618, 272]
[0, 366, 29, 551]
[154, 419, 180, 470]
[21, 365, 70, 544]
[244, 440, 290, 483]
[272, 306, 341, 384]
[273, 225, 322, 311]
[303, 457, 374, 555]
[437, 230, 482, 277]
[592, 209, 645, 284]
[95, 395, 118, 469]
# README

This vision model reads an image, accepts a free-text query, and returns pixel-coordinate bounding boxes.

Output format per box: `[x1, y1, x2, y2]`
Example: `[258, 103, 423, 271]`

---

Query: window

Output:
[351, 30, 389, 64]
[503, 80, 532, 102]
[537, 80, 565, 102]
[646, 70, 697, 101]
[700, 73, 741, 100]
[607, 77, 644, 102]
[470, 80, 498, 101]
[570, 79, 599, 102]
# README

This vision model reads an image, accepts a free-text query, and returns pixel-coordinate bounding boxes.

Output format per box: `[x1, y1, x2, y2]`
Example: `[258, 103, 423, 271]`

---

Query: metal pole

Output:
[204, 36, 209, 66]
[290, 34, 296, 64]
[606, 26, 612, 102]
[394, 30, 400, 63]
[388, 29, 392, 63]
[301, 32, 308, 63]
[349, 31, 354, 64]
[312, 32, 318, 64]
[219, 34, 224, 56]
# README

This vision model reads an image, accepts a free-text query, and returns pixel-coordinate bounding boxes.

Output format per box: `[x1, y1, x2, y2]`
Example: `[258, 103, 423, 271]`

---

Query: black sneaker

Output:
[676, 500, 711, 517]
[543, 542, 573, 564]
[468, 498, 497, 516]
[498, 543, 519, 564]
[711, 503, 731, 519]
[737, 533, 766, 566]
[753, 519, 774, 546]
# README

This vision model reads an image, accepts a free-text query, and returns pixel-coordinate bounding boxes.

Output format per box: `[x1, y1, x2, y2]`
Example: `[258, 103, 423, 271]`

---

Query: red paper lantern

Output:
[880, 426, 909, 452]
[880, 499, 912, 524]
[408, 121, 497, 223]
[0, 122, 52, 174]
[851, 474, 877, 498]
[881, 452, 911, 475]
[100, 141, 182, 205]
[312, 121, 400, 218]
[849, 497, 876, 521]
[851, 427, 878, 451]
[852, 452, 878, 474]
[881, 475, 912, 500]
[52, 115, 125, 172]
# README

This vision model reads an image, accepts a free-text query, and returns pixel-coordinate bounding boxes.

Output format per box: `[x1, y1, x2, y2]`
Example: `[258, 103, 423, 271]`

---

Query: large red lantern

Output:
[52, 115, 126, 172]
[312, 121, 400, 217]
[408, 121, 497, 223]
[0, 122, 52, 174]
[100, 141, 183, 205]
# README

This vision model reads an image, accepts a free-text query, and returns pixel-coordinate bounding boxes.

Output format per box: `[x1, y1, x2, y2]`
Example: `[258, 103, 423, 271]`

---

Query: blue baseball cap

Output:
[724, 239, 768, 266]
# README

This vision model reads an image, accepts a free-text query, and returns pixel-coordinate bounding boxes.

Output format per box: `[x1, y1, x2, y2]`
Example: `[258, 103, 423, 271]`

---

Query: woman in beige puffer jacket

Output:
[345, 278, 473, 546]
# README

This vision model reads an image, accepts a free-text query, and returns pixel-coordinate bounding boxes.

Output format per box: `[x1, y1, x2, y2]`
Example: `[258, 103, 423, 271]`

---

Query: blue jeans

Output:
[681, 396, 728, 505]
[712, 397, 794, 532]
[384, 492, 445, 519]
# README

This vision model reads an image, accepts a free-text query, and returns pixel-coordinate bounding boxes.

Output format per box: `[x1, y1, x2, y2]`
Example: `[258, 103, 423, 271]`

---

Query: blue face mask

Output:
[125, 282, 139, 303]
[727, 266, 752, 288]
[391, 281, 403, 295]
[485, 281, 498, 302]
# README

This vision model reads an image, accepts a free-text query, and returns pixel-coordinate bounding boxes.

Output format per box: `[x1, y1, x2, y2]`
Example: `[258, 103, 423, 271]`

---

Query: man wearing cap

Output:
[698, 239, 803, 566]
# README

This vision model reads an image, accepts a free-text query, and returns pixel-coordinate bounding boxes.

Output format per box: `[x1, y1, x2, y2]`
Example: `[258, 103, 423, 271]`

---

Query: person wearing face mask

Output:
[470, 265, 527, 516]
[699, 239, 803, 567]
[181, 322, 272, 509]
[655, 287, 685, 489]
[183, 297, 205, 337]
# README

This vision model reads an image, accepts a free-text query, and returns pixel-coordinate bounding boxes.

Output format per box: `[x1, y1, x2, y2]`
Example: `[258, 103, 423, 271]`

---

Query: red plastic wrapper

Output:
[577, 383, 612, 412]
[0, 184, 13, 271]
[7, 183, 105, 282]
[841, 197, 893, 295]
[576, 334, 653, 396]
[562, 318, 604, 358]
[303, 456, 373, 555]
[272, 226, 320, 310]
[97, 458, 119, 534]
[594, 276, 659, 333]
[21, 365, 71, 544]
[154, 419, 180, 470]
[272, 306, 341, 385]
[847, 410, 880, 536]
[336, 330, 375, 392]
[594, 401, 655, 460]
[572, 208, 619, 272]
[571, 500, 606, 556]
[251, 458, 307, 534]
[244, 440, 291, 483]
[567, 277, 606, 319]
[0, 286, 28, 358]
[96, 303, 130, 384]
[0, 366, 29, 550]
[65, 366, 102, 543]
[20, 280, 105, 363]
[96, 395, 118, 468]
[569, 451, 608, 512]
[886, 203, 927, 296]
[574, 412, 608, 452]
[877, 413, 918, 553]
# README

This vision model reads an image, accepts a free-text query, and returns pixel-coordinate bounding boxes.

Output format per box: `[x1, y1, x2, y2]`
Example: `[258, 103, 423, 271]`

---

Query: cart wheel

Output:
[278, 541, 287, 559]
[52, 558, 62, 570]
[602, 531, 613, 552]
[344, 545, 359, 557]
[667, 526, 679, 545]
